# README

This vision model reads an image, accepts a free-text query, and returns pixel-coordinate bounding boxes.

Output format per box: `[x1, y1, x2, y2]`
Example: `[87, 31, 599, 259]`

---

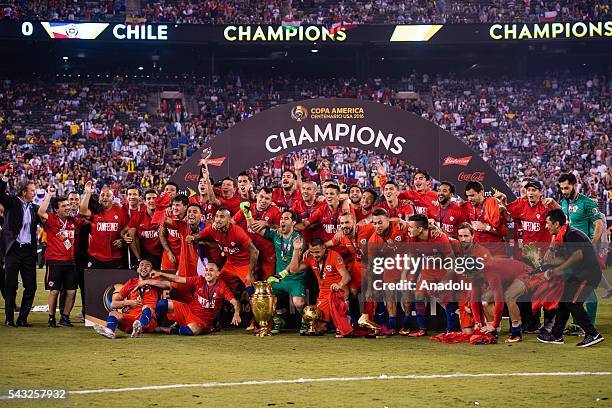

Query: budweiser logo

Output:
[457, 171, 485, 182]
[184, 172, 200, 182]
[443, 156, 472, 166]
[208, 157, 226, 167]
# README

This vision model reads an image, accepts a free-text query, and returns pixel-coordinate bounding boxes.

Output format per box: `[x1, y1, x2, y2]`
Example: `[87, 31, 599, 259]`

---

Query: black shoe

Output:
[522, 324, 541, 334]
[4, 320, 16, 327]
[59, 315, 73, 327]
[48, 316, 57, 328]
[16, 320, 32, 327]
[563, 324, 585, 337]
[576, 333, 604, 348]
[537, 332, 564, 344]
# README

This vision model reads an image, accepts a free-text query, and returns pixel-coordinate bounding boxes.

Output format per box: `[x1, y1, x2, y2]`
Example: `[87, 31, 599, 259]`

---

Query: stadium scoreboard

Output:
[1, 21, 610, 45]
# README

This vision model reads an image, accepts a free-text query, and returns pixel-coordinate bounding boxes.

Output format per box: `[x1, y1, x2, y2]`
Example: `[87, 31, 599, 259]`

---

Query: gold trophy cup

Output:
[302, 305, 322, 335]
[250, 281, 277, 337]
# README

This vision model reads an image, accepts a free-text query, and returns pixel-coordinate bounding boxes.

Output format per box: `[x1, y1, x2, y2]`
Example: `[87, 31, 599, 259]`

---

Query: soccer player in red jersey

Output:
[368, 208, 410, 332]
[236, 171, 256, 203]
[499, 180, 559, 245]
[497, 180, 560, 333]
[355, 189, 377, 223]
[127, 189, 162, 269]
[233, 187, 281, 280]
[297, 183, 353, 246]
[38, 186, 85, 327]
[159, 194, 188, 271]
[348, 185, 362, 208]
[427, 181, 468, 237]
[398, 169, 439, 215]
[375, 179, 415, 221]
[300, 239, 352, 336]
[151, 261, 242, 335]
[272, 157, 305, 210]
[189, 175, 218, 223]
[291, 180, 324, 244]
[404, 214, 455, 337]
[210, 177, 241, 215]
[191, 207, 259, 292]
[123, 185, 145, 221]
[326, 212, 374, 298]
[468, 257, 531, 343]
[462, 181, 507, 251]
[80, 181, 129, 269]
[93, 259, 162, 339]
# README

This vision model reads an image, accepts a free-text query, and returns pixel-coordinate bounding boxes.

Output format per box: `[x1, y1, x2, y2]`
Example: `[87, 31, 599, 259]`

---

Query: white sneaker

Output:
[94, 324, 116, 339]
[131, 320, 143, 338]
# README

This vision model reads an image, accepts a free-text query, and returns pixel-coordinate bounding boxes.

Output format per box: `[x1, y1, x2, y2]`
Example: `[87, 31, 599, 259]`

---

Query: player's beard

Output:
[438, 196, 450, 206]
[460, 242, 473, 251]
[563, 188, 576, 200]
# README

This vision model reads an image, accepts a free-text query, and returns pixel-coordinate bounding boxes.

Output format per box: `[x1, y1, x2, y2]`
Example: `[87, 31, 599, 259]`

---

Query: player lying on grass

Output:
[94, 259, 161, 339]
[150, 261, 242, 335]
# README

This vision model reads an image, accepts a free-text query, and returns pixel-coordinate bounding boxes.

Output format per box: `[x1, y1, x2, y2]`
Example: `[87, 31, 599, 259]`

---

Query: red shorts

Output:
[416, 269, 447, 294]
[348, 260, 363, 291]
[220, 262, 251, 291]
[256, 252, 276, 281]
[168, 301, 211, 330]
[119, 310, 157, 333]
[161, 251, 179, 271]
[458, 301, 474, 329]
[316, 289, 331, 322]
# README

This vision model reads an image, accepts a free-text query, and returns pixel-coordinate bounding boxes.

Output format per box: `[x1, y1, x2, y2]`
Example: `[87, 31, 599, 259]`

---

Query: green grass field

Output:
[1, 269, 611, 407]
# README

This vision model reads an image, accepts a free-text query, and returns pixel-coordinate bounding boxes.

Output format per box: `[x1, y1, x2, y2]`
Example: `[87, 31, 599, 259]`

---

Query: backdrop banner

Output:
[171, 97, 514, 200]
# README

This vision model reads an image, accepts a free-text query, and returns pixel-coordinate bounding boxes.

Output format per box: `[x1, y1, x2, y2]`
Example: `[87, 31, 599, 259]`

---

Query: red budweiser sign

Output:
[457, 171, 485, 182]
[442, 156, 472, 166]
[208, 157, 226, 167]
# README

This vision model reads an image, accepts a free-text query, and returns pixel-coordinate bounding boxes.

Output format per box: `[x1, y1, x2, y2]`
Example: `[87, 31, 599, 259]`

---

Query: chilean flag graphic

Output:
[41, 22, 109, 40]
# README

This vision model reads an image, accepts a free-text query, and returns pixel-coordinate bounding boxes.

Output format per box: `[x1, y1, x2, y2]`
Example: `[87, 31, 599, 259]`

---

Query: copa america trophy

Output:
[250, 281, 277, 336]
[302, 305, 322, 335]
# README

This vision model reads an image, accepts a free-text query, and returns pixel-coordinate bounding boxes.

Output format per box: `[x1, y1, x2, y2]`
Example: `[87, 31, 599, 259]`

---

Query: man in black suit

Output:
[0, 167, 40, 327]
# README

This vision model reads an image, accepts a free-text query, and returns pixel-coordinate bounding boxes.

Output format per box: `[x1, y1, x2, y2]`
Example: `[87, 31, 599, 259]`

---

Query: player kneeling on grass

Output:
[152, 261, 242, 335]
[467, 258, 531, 343]
[94, 259, 161, 339]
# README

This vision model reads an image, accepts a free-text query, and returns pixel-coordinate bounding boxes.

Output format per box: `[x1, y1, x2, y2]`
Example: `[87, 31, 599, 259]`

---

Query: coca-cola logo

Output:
[184, 172, 200, 182]
[443, 156, 472, 166]
[457, 171, 485, 182]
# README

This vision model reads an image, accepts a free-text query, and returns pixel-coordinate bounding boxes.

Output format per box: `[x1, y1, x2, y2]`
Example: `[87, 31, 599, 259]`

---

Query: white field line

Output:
[65, 372, 612, 395]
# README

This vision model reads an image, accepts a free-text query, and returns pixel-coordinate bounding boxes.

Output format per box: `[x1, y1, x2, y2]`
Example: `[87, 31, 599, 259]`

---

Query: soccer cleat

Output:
[537, 333, 564, 344]
[576, 333, 604, 348]
[154, 326, 172, 334]
[521, 324, 541, 334]
[407, 329, 427, 337]
[398, 328, 412, 336]
[59, 315, 73, 327]
[94, 324, 116, 339]
[505, 334, 522, 343]
[16, 320, 31, 327]
[245, 319, 255, 332]
[131, 320, 143, 338]
[270, 316, 285, 335]
[48, 316, 57, 328]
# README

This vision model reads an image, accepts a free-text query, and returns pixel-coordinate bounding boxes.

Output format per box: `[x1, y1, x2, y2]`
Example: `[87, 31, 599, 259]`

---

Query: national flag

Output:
[538, 11, 557, 22]
[41, 22, 109, 40]
[329, 21, 358, 35]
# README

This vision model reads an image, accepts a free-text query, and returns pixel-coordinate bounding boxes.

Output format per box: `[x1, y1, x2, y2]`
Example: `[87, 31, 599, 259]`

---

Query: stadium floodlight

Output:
[138, 66, 144, 70]
[311, 49, 318, 53]
[62, 56, 68, 60]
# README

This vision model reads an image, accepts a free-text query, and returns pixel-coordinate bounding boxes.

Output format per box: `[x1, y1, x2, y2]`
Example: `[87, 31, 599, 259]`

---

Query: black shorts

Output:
[87, 257, 125, 269]
[45, 264, 77, 291]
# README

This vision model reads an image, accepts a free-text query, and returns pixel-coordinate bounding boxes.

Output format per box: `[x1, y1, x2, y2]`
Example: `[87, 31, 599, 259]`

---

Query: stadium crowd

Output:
[0, 0, 610, 24]
[0, 73, 609, 213]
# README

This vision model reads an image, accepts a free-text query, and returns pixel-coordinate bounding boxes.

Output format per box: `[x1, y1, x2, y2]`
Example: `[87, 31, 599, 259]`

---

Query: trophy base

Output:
[255, 324, 273, 337]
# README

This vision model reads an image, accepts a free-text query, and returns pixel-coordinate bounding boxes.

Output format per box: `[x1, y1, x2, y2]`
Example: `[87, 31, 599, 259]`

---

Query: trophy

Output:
[302, 305, 322, 335]
[250, 281, 277, 336]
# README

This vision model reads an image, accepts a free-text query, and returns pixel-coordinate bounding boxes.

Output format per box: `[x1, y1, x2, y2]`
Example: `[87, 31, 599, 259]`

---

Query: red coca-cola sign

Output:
[184, 172, 200, 182]
[442, 156, 472, 166]
[457, 171, 485, 182]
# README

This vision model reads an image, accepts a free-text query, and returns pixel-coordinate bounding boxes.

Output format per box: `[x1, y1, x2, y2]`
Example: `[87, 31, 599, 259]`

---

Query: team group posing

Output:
[16, 154, 606, 347]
